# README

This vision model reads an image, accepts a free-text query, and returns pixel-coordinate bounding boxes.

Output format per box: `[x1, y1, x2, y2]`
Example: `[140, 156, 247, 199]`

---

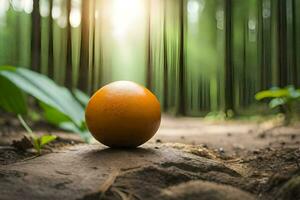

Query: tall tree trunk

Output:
[278, 0, 287, 87]
[146, 0, 152, 89]
[291, 0, 297, 85]
[88, 0, 95, 93]
[78, 0, 91, 92]
[224, 0, 234, 113]
[31, 0, 41, 71]
[65, 0, 73, 89]
[179, 0, 185, 114]
[294, 0, 300, 87]
[163, 0, 168, 110]
[261, 0, 272, 89]
[48, 0, 54, 78]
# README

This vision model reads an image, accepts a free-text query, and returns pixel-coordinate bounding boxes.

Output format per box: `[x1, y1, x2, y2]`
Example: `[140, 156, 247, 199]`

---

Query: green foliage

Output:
[73, 89, 90, 107]
[255, 86, 300, 107]
[0, 66, 84, 125]
[32, 135, 57, 155]
[255, 87, 290, 101]
[0, 66, 91, 141]
[255, 86, 300, 123]
[0, 75, 27, 114]
[59, 122, 90, 142]
[39, 102, 70, 125]
[205, 111, 226, 121]
[18, 114, 57, 155]
[205, 109, 235, 121]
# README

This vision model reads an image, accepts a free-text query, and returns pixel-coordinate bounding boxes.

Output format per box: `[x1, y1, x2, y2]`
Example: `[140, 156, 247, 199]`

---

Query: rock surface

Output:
[0, 143, 255, 200]
[1, 116, 300, 200]
[157, 180, 255, 200]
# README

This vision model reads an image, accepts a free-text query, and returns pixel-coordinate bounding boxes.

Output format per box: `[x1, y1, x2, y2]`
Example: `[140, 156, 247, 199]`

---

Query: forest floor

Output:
[0, 116, 300, 200]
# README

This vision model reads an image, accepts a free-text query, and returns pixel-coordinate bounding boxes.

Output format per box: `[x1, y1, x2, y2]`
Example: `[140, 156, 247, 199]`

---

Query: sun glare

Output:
[70, 0, 81, 28]
[39, 0, 50, 17]
[111, 0, 144, 40]
[187, 0, 205, 23]
[51, 0, 61, 20]
[0, 0, 9, 18]
[10, 0, 33, 14]
[70, 8, 81, 28]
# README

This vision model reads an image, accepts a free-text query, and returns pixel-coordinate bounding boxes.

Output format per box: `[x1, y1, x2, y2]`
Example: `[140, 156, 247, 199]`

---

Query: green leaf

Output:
[40, 104, 91, 140]
[269, 98, 287, 108]
[255, 88, 289, 100]
[0, 66, 17, 72]
[59, 122, 91, 142]
[0, 66, 91, 141]
[296, 90, 300, 100]
[0, 76, 27, 114]
[73, 89, 90, 107]
[287, 86, 300, 99]
[32, 136, 41, 154]
[40, 135, 57, 147]
[39, 102, 70, 125]
[0, 66, 84, 126]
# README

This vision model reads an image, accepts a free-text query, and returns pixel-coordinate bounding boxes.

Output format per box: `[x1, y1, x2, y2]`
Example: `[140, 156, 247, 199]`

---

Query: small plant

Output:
[18, 114, 57, 155]
[0, 66, 91, 141]
[255, 85, 300, 124]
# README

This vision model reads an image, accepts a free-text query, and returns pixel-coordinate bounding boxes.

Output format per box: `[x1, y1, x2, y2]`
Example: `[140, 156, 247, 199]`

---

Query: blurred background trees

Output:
[0, 0, 299, 116]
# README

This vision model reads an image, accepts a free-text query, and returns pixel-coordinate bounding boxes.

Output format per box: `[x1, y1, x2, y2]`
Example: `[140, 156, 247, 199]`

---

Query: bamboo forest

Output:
[1, 1, 300, 200]
[1, 0, 299, 116]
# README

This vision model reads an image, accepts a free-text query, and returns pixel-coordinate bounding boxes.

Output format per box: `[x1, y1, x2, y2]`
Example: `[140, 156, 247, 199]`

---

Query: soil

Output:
[0, 116, 300, 200]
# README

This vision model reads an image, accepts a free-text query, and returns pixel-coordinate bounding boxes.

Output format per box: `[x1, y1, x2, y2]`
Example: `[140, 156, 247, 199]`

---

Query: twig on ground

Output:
[98, 169, 119, 199]
[19, 154, 40, 162]
[111, 187, 131, 200]
[0, 146, 16, 150]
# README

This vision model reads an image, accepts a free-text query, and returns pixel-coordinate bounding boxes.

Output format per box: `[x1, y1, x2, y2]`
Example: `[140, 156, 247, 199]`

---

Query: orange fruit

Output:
[85, 81, 161, 148]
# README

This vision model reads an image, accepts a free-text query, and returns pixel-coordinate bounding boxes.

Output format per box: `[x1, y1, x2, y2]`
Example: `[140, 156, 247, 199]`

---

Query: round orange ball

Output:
[85, 81, 161, 148]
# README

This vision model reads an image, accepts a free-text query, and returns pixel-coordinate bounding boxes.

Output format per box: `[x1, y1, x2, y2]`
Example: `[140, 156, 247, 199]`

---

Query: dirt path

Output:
[153, 117, 300, 152]
[0, 117, 300, 200]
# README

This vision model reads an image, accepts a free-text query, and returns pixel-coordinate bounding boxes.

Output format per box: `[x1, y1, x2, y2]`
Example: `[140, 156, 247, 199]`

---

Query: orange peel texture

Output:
[85, 81, 161, 148]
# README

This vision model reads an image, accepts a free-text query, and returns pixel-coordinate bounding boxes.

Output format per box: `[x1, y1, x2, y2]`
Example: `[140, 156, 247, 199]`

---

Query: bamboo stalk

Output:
[179, 0, 185, 114]
[224, 0, 234, 113]
[146, 0, 152, 90]
[278, 0, 287, 87]
[31, 0, 41, 71]
[163, 0, 168, 110]
[78, 0, 91, 92]
[65, 0, 73, 89]
[48, 0, 54, 78]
